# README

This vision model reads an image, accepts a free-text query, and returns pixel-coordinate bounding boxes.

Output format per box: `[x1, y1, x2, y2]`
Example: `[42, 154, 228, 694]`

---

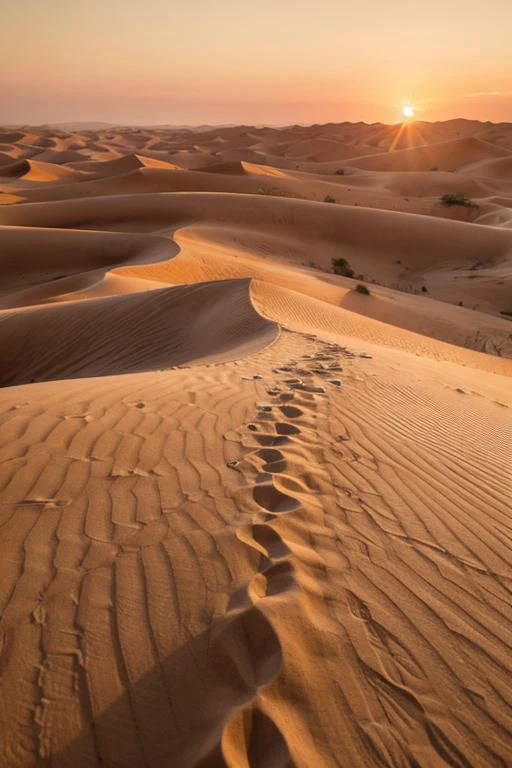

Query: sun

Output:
[403, 104, 415, 119]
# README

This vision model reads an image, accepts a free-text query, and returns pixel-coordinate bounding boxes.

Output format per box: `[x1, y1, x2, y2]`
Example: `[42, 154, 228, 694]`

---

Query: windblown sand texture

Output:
[0, 120, 512, 767]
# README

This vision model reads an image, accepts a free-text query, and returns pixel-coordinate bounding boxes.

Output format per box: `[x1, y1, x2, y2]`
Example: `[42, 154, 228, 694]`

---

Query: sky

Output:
[2, 0, 511, 125]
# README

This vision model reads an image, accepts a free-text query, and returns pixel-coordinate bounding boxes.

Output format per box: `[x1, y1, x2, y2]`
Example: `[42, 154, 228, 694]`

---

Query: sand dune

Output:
[461, 155, 512, 187]
[349, 136, 511, 172]
[0, 279, 277, 386]
[0, 120, 512, 768]
[0, 225, 176, 301]
[0, 159, 84, 183]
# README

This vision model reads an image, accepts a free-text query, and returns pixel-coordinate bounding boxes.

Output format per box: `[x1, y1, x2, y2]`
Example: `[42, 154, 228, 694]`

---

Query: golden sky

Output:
[3, 0, 511, 124]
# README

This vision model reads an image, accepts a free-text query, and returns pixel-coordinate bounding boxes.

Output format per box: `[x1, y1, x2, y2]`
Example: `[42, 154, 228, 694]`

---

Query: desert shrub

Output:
[458, 301, 464, 306]
[421, 285, 428, 293]
[355, 283, 370, 295]
[440, 193, 477, 208]
[324, 194, 336, 203]
[331, 257, 354, 278]
[335, 169, 345, 175]
[431, 166, 439, 171]
[257, 185, 278, 195]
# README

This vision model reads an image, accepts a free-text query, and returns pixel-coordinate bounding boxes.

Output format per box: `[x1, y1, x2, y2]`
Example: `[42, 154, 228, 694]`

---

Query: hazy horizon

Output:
[4, 117, 512, 131]
[3, 0, 511, 125]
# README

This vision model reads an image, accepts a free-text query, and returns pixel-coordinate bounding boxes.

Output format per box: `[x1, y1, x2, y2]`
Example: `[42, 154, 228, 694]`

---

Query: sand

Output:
[0, 120, 511, 767]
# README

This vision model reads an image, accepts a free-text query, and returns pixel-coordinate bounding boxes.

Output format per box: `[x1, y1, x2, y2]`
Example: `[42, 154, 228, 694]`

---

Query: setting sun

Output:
[403, 104, 415, 119]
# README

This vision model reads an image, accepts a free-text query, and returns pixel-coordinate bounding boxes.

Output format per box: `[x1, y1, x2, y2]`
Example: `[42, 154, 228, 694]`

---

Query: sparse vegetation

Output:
[256, 185, 301, 200]
[355, 283, 370, 295]
[256, 185, 277, 195]
[324, 194, 336, 203]
[440, 193, 478, 208]
[335, 169, 345, 175]
[431, 166, 439, 171]
[331, 257, 354, 278]
[421, 286, 428, 293]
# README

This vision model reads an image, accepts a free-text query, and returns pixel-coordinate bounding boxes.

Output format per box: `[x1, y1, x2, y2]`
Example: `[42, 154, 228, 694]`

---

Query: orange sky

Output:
[3, 0, 511, 125]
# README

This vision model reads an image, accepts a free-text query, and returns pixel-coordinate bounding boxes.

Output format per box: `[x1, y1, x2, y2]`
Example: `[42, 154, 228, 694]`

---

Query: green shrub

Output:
[331, 257, 354, 278]
[355, 283, 370, 295]
[440, 193, 477, 208]
[324, 194, 336, 203]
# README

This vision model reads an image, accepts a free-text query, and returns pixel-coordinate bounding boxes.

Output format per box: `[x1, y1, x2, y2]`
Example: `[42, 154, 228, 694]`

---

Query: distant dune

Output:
[0, 120, 511, 768]
[349, 136, 511, 172]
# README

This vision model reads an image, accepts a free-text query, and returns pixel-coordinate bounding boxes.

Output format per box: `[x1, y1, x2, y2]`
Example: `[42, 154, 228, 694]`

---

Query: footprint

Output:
[210, 605, 282, 691]
[254, 434, 290, 447]
[253, 482, 301, 514]
[251, 524, 291, 558]
[251, 559, 296, 600]
[279, 405, 303, 419]
[256, 448, 284, 463]
[259, 560, 296, 596]
[256, 448, 287, 474]
[303, 385, 325, 394]
[275, 422, 300, 436]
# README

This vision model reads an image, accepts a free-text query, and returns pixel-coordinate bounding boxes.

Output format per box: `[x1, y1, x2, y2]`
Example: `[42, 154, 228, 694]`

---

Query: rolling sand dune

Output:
[0, 159, 85, 184]
[1, 120, 512, 768]
[349, 137, 511, 172]
[0, 280, 277, 386]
